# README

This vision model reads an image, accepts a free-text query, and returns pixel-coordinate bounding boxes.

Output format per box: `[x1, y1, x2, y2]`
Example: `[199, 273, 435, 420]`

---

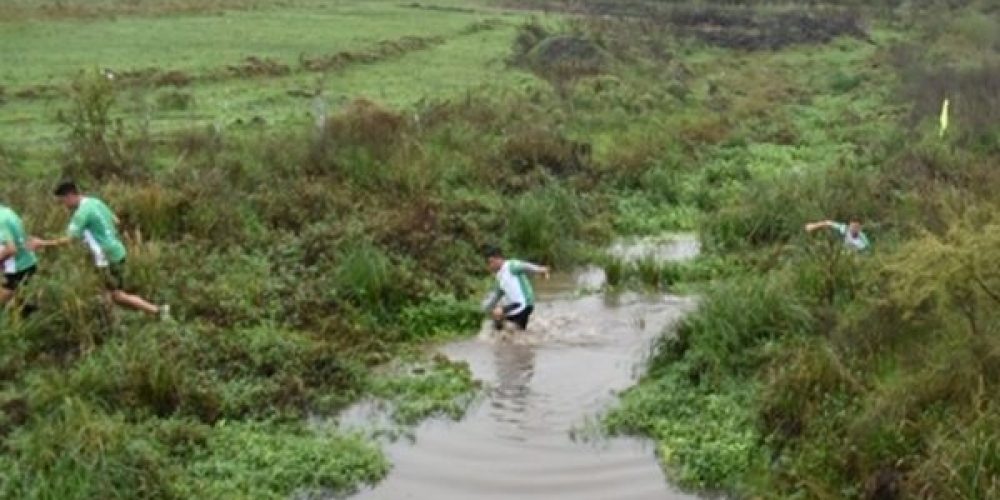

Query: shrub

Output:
[334, 240, 396, 310]
[4, 398, 179, 499]
[661, 273, 815, 384]
[59, 69, 148, 181]
[506, 184, 585, 266]
[398, 294, 481, 340]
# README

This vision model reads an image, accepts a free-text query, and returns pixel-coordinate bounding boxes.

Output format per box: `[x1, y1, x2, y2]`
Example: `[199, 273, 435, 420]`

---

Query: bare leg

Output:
[110, 290, 160, 316]
[0, 288, 13, 307]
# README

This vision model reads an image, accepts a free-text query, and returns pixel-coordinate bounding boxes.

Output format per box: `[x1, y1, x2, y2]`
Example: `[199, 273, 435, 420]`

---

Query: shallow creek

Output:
[343, 235, 703, 500]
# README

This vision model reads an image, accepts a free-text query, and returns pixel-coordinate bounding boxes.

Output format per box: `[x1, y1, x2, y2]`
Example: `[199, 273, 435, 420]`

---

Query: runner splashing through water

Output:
[481, 245, 550, 331]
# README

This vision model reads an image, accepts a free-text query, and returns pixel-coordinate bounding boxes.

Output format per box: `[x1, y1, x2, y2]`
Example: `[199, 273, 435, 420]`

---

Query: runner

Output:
[0, 204, 39, 311]
[481, 245, 550, 330]
[805, 218, 871, 252]
[33, 181, 170, 320]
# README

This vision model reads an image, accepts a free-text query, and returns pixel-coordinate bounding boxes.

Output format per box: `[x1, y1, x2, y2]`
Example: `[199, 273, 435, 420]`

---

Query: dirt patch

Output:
[323, 98, 407, 159]
[528, 36, 610, 75]
[300, 35, 445, 72]
[509, 26, 612, 95]
[459, 18, 507, 35]
[501, 127, 591, 178]
[864, 466, 902, 500]
[227, 56, 291, 78]
[402, 2, 480, 14]
[0, 397, 29, 441]
[672, 7, 871, 50]
[113, 68, 191, 87]
[13, 84, 60, 100]
[503, 0, 870, 50]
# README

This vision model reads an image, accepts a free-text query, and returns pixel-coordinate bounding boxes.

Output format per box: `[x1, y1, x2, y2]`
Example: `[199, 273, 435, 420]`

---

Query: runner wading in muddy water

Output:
[481, 245, 550, 330]
[805, 218, 870, 252]
[0, 203, 40, 313]
[32, 181, 171, 321]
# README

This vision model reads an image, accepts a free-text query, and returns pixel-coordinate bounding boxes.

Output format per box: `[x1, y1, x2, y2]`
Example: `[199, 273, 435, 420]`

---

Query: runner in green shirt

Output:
[34, 181, 170, 320]
[0, 204, 40, 308]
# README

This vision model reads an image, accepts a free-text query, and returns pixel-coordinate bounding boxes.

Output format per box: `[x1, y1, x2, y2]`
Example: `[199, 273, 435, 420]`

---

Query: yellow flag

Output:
[939, 98, 950, 137]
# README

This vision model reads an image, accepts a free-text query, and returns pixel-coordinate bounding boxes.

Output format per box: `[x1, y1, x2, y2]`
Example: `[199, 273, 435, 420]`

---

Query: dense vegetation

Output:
[602, 1, 1000, 498]
[2, 0, 998, 498]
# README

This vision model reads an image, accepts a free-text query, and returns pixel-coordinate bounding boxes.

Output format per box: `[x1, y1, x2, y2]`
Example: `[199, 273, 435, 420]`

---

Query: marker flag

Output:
[939, 98, 950, 138]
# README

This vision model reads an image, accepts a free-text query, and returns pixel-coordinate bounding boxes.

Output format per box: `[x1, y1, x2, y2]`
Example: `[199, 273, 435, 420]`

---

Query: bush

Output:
[59, 69, 148, 181]
[334, 240, 396, 310]
[506, 184, 585, 266]
[3, 398, 179, 499]
[398, 294, 481, 340]
[662, 273, 815, 384]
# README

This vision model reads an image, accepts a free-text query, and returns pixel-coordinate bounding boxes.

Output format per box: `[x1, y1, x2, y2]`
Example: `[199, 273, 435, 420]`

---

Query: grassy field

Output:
[0, 0, 531, 152]
[3, 0, 1000, 498]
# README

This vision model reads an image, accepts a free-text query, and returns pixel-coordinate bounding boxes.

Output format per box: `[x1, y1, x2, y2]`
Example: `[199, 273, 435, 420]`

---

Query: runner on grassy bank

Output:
[32, 181, 170, 321]
[805, 218, 871, 252]
[0, 203, 39, 314]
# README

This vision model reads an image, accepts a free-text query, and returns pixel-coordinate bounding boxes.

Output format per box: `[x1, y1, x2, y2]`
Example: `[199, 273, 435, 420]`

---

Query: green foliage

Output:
[6, 2, 1000, 498]
[601, 255, 625, 288]
[606, 371, 758, 490]
[367, 357, 478, 425]
[334, 240, 398, 311]
[398, 294, 481, 341]
[2, 398, 180, 499]
[668, 274, 816, 383]
[58, 69, 148, 180]
[179, 422, 388, 499]
[506, 184, 585, 266]
[614, 194, 697, 235]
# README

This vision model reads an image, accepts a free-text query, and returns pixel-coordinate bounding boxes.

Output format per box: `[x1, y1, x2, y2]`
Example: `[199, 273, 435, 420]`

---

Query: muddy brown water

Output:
[342, 235, 703, 500]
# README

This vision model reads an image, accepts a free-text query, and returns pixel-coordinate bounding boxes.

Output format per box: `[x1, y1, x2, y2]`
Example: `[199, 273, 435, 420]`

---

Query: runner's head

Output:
[848, 218, 862, 237]
[53, 180, 82, 209]
[483, 245, 504, 272]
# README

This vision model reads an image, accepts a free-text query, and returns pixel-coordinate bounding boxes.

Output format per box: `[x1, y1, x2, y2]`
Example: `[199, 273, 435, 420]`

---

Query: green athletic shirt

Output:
[67, 197, 127, 266]
[0, 205, 38, 274]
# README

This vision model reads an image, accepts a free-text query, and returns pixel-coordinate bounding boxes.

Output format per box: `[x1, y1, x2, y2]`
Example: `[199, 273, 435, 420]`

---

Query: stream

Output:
[343, 235, 703, 500]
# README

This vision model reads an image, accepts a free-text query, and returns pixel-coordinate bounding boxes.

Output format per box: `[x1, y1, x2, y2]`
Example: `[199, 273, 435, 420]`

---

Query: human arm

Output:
[804, 220, 834, 232]
[32, 207, 86, 251]
[28, 236, 72, 250]
[804, 220, 848, 234]
[511, 261, 551, 279]
[481, 286, 504, 313]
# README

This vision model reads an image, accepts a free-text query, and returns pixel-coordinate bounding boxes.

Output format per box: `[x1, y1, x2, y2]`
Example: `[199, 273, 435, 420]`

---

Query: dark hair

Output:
[53, 180, 79, 197]
[482, 244, 503, 259]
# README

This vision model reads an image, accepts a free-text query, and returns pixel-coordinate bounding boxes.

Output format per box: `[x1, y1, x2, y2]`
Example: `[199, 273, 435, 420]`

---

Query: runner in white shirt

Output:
[481, 245, 550, 330]
[805, 218, 871, 252]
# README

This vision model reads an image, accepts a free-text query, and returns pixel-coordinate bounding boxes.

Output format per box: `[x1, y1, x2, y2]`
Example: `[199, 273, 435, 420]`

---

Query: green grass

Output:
[4, 0, 1000, 498]
[0, 0, 531, 148]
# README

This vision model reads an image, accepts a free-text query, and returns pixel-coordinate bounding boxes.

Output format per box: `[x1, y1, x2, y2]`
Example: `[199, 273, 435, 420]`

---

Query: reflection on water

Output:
[344, 236, 703, 500]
